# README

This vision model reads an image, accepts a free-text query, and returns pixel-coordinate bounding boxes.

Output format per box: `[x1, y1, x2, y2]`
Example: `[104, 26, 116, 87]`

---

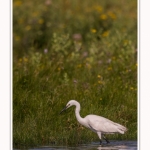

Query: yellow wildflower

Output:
[91, 29, 97, 33]
[94, 5, 103, 13]
[38, 19, 44, 24]
[14, 0, 22, 7]
[102, 31, 109, 37]
[112, 56, 116, 60]
[23, 57, 28, 62]
[15, 36, 20, 41]
[77, 64, 82, 68]
[97, 75, 101, 78]
[100, 14, 107, 20]
[19, 58, 22, 62]
[58, 67, 61, 71]
[130, 87, 134, 90]
[107, 67, 112, 70]
[98, 80, 103, 84]
[108, 12, 116, 20]
[25, 25, 31, 31]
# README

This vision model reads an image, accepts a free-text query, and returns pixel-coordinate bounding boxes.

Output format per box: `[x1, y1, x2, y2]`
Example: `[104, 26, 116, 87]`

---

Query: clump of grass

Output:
[13, 0, 137, 148]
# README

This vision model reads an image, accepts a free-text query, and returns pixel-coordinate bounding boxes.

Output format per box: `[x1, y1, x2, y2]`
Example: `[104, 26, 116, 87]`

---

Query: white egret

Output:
[60, 100, 127, 144]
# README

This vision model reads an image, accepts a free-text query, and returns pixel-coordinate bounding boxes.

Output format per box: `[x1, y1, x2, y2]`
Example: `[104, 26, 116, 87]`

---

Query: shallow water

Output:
[14, 141, 137, 150]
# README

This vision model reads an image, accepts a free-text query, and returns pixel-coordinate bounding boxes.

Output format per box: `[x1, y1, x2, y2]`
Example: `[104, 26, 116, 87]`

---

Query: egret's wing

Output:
[87, 115, 119, 133]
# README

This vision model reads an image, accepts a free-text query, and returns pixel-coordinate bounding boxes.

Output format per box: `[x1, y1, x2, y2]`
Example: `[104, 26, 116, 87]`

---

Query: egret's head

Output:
[66, 100, 77, 107]
[60, 100, 78, 114]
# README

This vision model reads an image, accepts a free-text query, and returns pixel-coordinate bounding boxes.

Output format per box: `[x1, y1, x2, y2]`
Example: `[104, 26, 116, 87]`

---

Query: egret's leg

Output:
[97, 132, 102, 145]
[102, 135, 110, 143]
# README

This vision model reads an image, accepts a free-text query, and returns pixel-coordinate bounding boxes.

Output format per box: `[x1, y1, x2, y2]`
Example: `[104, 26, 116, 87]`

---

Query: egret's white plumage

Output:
[60, 100, 127, 144]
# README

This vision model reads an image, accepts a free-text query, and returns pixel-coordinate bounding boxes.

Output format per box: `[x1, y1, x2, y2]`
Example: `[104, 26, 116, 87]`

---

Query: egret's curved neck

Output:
[74, 102, 84, 124]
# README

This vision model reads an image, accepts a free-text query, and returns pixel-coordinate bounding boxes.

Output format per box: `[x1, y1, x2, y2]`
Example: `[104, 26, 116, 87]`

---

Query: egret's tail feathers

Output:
[115, 123, 128, 134]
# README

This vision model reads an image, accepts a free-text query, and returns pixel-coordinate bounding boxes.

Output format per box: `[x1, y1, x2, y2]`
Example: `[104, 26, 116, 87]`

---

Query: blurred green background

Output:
[13, 0, 137, 148]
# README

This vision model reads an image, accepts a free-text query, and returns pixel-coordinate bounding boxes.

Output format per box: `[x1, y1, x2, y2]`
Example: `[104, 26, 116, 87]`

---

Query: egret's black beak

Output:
[60, 106, 67, 114]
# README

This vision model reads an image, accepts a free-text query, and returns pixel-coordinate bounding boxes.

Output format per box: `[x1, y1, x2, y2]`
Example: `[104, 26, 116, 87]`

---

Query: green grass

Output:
[13, 0, 137, 148]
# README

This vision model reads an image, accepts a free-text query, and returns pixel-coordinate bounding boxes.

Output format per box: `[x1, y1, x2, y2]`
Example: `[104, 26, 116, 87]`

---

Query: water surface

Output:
[14, 140, 137, 150]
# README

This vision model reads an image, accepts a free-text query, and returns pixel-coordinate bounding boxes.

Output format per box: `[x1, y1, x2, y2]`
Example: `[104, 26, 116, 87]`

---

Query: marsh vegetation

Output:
[13, 0, 137, 148]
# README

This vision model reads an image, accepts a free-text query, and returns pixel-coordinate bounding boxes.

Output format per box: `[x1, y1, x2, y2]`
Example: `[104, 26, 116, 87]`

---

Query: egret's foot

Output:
[103, 135, 110, 144]
[105, 139, 110, 144]
[99, 140, 102, 145]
